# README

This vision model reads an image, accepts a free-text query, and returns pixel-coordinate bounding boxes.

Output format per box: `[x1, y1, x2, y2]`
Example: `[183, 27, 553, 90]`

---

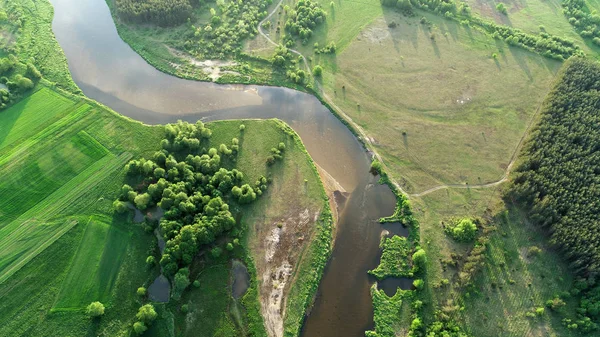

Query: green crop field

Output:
[0, 87, 77, 150]
[53, 215, 131, 310]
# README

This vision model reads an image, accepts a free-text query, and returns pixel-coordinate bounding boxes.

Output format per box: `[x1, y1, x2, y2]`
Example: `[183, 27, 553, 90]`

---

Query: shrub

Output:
[193, 280, 201, 288]
[413, 279, 424, 290]
[87, 301, 105, 317]
[146, 256, 156, 266]
[313, 65, 323, 76]
[445, 218, 478, 242]
[137, 287, 147, 296]
[496, 3, 507, 14]
[239, 124, 246, 131]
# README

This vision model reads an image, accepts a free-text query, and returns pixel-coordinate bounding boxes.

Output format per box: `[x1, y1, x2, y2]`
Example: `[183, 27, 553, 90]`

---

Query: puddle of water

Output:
[231, 260, 250, 299]
[148, 274, 170, 303]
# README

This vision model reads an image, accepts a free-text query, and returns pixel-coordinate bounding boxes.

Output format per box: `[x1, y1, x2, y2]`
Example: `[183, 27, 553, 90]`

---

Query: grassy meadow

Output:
[463, 0, 600, 55]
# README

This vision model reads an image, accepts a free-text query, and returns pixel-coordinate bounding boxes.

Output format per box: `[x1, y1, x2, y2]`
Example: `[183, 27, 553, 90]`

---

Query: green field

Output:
[54, 216, 131, 310]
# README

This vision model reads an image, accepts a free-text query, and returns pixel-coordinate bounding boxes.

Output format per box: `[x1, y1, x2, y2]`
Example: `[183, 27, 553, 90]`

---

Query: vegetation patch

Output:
[507, 57, 600, 332]
[366, 287, 412, 337]
[369, 235, 413, 279]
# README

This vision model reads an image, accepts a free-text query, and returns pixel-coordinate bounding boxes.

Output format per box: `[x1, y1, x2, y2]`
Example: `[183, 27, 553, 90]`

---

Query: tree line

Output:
[507, 57, 600, 332]
[115, 0, 196, 27]
[379, 0, 583, 60]
[563, 0, 600, 46]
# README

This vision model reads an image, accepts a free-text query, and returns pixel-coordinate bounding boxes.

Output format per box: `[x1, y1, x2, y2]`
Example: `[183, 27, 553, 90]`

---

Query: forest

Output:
[115, 0, 196, 26]
[508, 57, 600, 332]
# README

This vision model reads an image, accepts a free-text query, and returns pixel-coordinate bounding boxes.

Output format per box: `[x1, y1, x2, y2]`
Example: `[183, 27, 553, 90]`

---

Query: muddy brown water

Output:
[49, 0, 411, 335]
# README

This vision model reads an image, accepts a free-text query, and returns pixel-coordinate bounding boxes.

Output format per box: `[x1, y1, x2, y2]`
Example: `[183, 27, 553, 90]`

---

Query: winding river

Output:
[49, 0, 409, 335]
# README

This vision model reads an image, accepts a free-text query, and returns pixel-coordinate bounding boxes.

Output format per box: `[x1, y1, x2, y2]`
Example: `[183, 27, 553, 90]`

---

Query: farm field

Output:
[54, 215, 131, 310]
[0, 81, 330, 336]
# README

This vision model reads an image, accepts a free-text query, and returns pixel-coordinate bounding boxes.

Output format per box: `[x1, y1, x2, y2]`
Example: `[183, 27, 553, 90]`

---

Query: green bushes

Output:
[444, 218, 478, 242]
[496, 3, 507, 14]
[369, 235, 412, 279]
[133, 304, 158, 334]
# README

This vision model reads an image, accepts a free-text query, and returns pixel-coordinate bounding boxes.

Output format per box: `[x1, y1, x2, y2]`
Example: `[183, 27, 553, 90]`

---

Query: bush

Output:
[445, 218, 478, 242]
[86, 301, 105, 317]
[137, 287, 147, 296]
[413, 279, 424, 290]
[193, 280, 201, 288]
[496, 3, 507, 14]
[313, 65, 323, 76]
[370, 160, 382, 175]
[146, 255, 156, 266]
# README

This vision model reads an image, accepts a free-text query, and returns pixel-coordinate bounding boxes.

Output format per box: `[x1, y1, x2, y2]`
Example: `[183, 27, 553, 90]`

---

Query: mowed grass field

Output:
[0, 83, 165, 335]
[53, 215, 131, 310]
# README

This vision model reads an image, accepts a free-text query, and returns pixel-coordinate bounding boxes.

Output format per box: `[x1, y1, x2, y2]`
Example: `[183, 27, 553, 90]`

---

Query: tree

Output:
[134, 193, 152, 210]
[496, 3, 507, 14]
[146, 256, 156, 266]
[87, 301, 105, 317]
[413, 279, 424, 290]
[113, 200, 128, 214]
[313, 65, 323, 77]
[133, 321, 147, 335]
[412, 248, 427, 272]
[445, 218, 477, 242]
[136, 304, 158, 323]
[173, 268, 191, 299]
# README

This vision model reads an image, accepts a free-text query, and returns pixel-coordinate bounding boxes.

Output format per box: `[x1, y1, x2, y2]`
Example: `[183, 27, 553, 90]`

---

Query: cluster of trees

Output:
[314, 41, 336, 54]
[191, 0, 270, 58]
[562, 0, 600, 45]
[115, 121, 286, 305]
[133, 304, 158, 334]
[443, 218, 478, 242]
[114, 121, 261, 278]
[0, 56, 40, 109]
[284, 0, 326, 44]
[379, 0, 583, 60]
[115, 0, 195, 27]
[507, 58, 600, 332]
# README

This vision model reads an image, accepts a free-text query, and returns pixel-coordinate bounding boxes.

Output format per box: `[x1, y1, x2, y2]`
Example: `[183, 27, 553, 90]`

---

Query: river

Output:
[49, 0, 408, 335]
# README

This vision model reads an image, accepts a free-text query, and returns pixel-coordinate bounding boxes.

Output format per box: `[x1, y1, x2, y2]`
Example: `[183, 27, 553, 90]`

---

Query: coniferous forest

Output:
[508, 57, 600, 331]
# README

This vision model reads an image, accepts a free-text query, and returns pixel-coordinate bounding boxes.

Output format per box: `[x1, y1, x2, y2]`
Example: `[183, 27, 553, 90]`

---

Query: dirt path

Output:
[257, 3, 547, 199]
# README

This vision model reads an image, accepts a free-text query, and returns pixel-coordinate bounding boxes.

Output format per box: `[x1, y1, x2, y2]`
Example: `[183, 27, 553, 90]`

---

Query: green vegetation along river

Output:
[49, 0, 410, 335]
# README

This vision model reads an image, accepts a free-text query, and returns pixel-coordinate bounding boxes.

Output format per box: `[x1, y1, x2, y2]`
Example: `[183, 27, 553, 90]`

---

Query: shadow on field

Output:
[0, 93, 27, 147]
